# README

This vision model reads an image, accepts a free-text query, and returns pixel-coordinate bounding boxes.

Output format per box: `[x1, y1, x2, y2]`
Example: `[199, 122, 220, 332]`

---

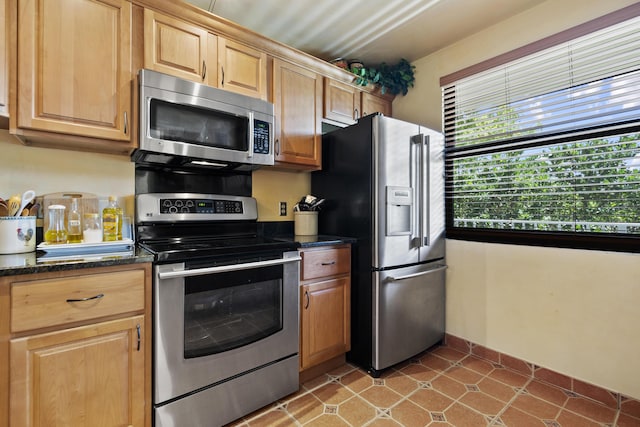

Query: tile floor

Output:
[227, 345, 640, 426]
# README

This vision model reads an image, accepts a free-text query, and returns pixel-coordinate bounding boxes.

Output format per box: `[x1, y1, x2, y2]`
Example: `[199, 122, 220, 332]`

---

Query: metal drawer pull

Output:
[136, 324, 141, 352]
[388, 266, 447, 281]
[66, 293, 104, 303]
[202, 60, 207, 80]
[321, 261, 336, 266]
[304, 291, 310, 309]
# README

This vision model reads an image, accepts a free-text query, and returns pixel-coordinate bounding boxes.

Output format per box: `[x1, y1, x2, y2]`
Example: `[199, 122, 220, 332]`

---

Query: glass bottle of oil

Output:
[102, 196, 123, 241]
[67, 198, 83, 243]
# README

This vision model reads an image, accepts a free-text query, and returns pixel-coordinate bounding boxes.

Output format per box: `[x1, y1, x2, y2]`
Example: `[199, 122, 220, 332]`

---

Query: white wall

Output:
[391, 0, 640, 399]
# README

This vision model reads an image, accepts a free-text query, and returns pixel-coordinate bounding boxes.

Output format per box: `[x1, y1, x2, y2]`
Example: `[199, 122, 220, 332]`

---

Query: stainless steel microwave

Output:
[133, 69, 274, 170]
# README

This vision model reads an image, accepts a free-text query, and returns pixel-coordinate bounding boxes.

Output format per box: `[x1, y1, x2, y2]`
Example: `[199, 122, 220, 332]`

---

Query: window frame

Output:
[441, 3, 640, 253]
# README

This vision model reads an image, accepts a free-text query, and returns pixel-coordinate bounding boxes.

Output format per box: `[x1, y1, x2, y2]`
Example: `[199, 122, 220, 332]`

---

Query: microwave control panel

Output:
[253, 119, 270, 154]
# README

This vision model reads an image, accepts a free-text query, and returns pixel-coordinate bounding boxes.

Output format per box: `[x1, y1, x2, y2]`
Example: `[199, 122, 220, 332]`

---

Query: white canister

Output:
[294, 211, 318, 236]
[0, 216, 37, 254]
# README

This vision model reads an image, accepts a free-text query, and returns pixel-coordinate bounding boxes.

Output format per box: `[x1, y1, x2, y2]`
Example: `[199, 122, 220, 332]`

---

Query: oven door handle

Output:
[158, 256, 302, 279]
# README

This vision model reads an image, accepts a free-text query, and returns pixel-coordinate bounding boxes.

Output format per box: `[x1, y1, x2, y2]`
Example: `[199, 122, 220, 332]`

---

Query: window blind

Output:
[443, 13, 640, 245]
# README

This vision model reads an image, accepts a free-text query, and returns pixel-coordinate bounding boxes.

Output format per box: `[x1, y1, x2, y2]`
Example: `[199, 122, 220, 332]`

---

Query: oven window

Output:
[149, 99, 248, 151]
[183, 265, 283, 358]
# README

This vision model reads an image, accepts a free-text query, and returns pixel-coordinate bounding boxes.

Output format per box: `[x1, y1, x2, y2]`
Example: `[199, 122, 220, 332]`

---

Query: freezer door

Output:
[373, 263, 446, 371]
[374, 116, 422, 268]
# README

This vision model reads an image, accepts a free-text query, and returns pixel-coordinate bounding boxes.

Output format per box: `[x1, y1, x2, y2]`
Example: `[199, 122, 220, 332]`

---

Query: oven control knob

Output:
[181, 207, 190, 213]
[186, 200, 194, 207]
[175, 200, 184, 207]
[169, 206, 178, 213]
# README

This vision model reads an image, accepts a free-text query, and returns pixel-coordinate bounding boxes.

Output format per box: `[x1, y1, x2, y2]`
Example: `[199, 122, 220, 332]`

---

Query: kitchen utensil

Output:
[7, 195, 21, 217]
[28, 203, 41, 216]
[0, 204, 8, 216]
[17, 190, 36, 217]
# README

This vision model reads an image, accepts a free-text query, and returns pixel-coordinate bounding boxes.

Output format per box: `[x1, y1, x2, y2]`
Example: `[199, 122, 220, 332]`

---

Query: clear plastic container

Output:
[83, 213, 103, 243]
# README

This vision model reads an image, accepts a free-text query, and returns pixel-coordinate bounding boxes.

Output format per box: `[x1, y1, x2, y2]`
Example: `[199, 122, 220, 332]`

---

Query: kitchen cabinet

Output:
[361, 90, 392, 117]
[1, 263, 152, 427]
[299, 245, 351, 371]
[11, 0, 135, 154]
[323, 78, 359, 125]
[0, 0, 7, 126]
[273, 58, 323, 170]
[323, 77, 393, 125]
[218, 38, 267, 100]
[143, 8, 216, 86]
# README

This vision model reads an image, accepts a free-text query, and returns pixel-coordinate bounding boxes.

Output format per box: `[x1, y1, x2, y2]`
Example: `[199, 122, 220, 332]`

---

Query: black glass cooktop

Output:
[139, 235, 298, 263]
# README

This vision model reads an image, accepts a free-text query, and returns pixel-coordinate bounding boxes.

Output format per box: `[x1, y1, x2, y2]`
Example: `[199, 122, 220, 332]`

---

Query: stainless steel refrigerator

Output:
[312, 113, 446, 377]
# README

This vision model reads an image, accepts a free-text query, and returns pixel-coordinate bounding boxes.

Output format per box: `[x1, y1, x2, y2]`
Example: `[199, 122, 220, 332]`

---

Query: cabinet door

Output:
[10, 316, 145, 427]
[324, 78, 358, 125]
[15, 0, 132, 142]
[273, 59, 322, 169]
[143, 9, 214, 85]
[0, 0, 7, 122]
[218, 38, 267, 100]
[362, 91, 392, 117]
[300, 277, 350, 370]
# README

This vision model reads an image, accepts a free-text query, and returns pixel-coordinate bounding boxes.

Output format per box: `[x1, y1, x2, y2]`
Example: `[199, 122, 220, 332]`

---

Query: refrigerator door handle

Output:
[388, 265, 447, 281]
[422, 135, 430, 247]
[410, 134, 424, 246]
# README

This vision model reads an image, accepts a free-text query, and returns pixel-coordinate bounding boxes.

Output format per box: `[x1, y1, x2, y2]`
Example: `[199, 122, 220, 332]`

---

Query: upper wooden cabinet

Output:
[218, 38, 267, 100]
[324, 77, 393, 125]
[362, 91, 392, 117]
[323, 78, 359, 125]
[11, 0, 135, 153]
[0, 0, 7, 126]
[143, 8, 215, 86]
[272, 58, 322, 169]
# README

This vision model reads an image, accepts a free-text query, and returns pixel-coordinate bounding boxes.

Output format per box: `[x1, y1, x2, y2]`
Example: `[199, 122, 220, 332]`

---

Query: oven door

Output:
[153, 251, 300, 404]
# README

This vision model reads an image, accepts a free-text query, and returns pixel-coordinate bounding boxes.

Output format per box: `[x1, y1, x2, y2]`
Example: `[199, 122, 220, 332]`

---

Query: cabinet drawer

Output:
[300, 247, 350, 281]
[11, 270, 145, 333]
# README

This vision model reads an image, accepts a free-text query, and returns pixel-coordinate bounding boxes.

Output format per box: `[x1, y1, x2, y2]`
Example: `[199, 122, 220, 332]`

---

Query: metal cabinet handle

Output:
[66, 293, 104, 303]
[321, 261, 336, 266]
[221, 65, 225, 86]
[123, 111, 128, 135]
[304, 290, 310, 309]
[275, 138, 280, 156]
[202, 60, 207, 80]
[136, 324, 141, 352]
[354, 108, 359, 120]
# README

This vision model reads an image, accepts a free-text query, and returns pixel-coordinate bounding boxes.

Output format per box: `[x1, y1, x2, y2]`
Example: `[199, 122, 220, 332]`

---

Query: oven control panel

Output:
[136, 193, 258, 222]
[160, 198, 243, 214]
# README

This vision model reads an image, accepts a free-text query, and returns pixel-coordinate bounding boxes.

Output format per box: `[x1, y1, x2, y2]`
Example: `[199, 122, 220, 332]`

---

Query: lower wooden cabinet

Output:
[299, 245, 351, 371]
[0, 263, 152, 427]
[10, 316, 145, 427]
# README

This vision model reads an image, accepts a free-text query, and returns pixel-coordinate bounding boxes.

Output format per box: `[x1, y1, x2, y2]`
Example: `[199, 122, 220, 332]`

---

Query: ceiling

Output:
[183, 0, 547, 65]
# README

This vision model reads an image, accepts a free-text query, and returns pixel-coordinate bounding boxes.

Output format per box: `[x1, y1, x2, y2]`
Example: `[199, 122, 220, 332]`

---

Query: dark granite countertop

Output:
[273, 234, 357, 248]
[0, 246, 154, 277]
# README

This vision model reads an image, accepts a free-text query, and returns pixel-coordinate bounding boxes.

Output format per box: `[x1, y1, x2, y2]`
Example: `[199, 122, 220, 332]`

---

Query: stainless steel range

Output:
[134, 168, 300, 427]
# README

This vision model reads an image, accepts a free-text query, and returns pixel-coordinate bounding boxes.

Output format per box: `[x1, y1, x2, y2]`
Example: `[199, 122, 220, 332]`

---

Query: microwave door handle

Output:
[247, 111, 254, 158]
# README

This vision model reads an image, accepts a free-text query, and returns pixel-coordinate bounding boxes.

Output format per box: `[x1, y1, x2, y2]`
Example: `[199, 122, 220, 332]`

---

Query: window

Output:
[441, 6, 640, 252]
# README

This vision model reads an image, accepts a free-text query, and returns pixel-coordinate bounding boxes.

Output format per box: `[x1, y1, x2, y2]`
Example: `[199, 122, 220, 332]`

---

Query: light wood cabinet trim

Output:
[300, 246, 351, 281]
[11, 269, 145, 333]
[0, 0, 7, 124]
[218, 38, 267, 100]
[10, 315, 145, 427]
